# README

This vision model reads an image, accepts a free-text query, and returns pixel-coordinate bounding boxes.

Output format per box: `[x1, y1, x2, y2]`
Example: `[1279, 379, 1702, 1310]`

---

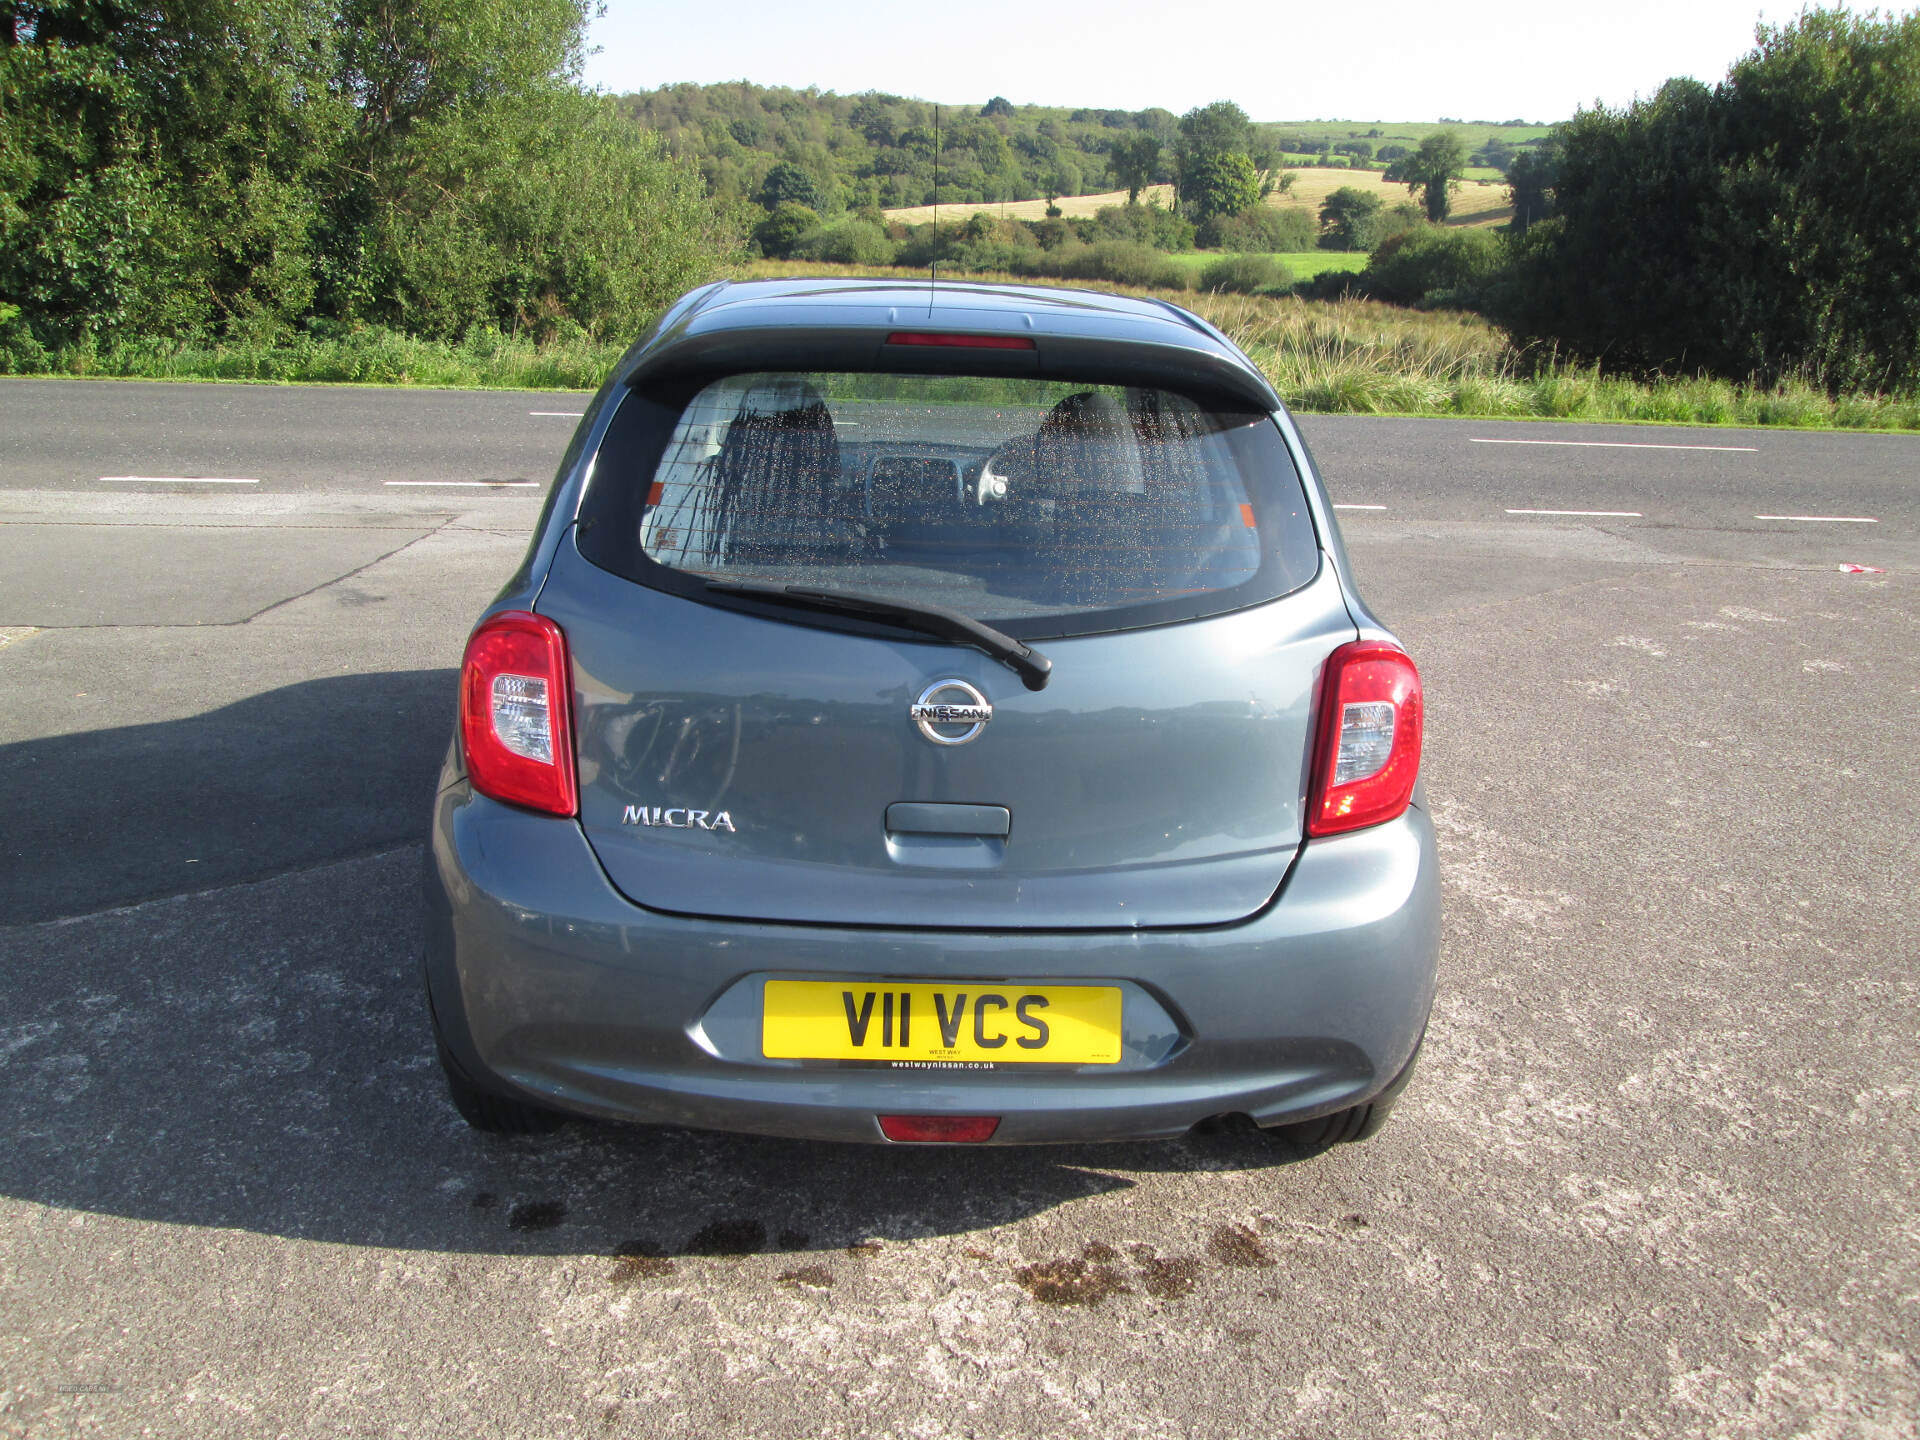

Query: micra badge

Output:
[622, 806, 737, 832]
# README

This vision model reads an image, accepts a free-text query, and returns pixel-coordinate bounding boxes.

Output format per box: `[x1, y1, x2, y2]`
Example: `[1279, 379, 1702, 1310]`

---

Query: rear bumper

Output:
[424, 785, 1440, 1144]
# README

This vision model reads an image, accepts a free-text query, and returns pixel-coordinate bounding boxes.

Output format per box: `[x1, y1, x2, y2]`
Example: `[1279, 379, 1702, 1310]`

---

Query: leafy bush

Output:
[752, 202, 821, 259]
[757, 162, 821, 211]
[1198, 254, 1294, 295]
[1091, 203, 1196, 252]
[893, 215, 1042, 271]
[0, 1, 739, 347]
[1319, 192, 1426, 252]
[1196, 206, 1316, 253]
[1296, 268, 1368, 301]
[1181, 152, 1262, 224]
[1043, 241, 1191, 290]
[1362, 228, 1507, 306]
[0, 302, 51, 373]
[791, 219, 898, 266]
[1031, 217, 1075, 251]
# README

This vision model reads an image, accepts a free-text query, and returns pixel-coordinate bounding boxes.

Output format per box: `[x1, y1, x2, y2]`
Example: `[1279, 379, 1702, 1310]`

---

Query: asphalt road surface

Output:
[2, 378, 1915, 1439]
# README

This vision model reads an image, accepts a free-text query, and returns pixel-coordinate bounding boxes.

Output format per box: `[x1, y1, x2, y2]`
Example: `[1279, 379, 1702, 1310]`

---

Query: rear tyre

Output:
[1264, 1026, 1426, 1154]
[1262, 1102, 1377, 1156]
[438, 1043, 565, 1135]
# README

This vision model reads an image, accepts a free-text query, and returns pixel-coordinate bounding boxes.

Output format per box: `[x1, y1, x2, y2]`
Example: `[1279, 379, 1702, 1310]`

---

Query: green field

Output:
[1262, 120, 1551, 151]
[1161, 251, 1368, 281]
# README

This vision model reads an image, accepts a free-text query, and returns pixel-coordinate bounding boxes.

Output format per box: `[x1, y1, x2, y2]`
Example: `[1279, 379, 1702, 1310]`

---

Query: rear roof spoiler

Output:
[610, 280, 1285, 414]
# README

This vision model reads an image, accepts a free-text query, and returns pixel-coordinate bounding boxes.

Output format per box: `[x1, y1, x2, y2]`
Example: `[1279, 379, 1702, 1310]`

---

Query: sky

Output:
[581, 0, 1891, 123]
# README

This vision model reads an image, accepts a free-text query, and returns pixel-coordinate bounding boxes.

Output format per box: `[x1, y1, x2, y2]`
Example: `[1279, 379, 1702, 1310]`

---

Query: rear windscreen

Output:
[576, 372, 1320, 639]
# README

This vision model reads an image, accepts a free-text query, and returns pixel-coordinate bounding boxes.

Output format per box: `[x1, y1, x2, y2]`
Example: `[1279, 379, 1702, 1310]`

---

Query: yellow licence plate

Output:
[762, 980, 1123, 1064]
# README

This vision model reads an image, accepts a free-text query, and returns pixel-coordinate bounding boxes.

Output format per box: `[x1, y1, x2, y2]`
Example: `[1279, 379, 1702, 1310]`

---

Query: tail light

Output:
[878, 1115, 1001, 1143]
[1306, 641, 1422, 837]
[459, 611, 578, 817]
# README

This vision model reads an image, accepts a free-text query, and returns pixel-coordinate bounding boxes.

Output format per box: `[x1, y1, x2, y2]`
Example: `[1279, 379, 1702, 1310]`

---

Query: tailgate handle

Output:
[885, 803, 1011, 838]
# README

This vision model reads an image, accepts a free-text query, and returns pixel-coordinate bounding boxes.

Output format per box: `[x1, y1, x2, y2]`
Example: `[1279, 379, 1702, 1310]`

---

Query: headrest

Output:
[727, 376, 834, 430]
[1035, 390, 1145, 494]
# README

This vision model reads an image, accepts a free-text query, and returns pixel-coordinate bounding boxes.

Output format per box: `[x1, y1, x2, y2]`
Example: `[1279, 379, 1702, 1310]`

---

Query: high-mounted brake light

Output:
[1306, 641, 1422, 837]
[459, 611, 578, 817]
[885, 331, 1035, 350]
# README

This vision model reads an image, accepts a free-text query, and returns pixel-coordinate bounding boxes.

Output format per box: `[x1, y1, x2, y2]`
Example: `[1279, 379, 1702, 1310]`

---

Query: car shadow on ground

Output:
[0, 668, 462, 926]
[1, 670, 1326, 1260]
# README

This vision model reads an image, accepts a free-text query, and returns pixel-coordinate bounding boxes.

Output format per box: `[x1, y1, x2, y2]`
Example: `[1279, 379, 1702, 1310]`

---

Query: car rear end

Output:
[424, 279, 1438, 1146]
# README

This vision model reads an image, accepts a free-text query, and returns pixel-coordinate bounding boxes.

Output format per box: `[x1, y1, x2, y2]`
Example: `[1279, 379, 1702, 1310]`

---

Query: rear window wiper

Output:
[702, 579, 1052, 692]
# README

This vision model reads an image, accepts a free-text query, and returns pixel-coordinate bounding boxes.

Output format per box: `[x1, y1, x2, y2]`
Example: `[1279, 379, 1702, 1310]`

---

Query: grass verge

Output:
[8, 271, 1917, 432]
[1, 326, 623, 390]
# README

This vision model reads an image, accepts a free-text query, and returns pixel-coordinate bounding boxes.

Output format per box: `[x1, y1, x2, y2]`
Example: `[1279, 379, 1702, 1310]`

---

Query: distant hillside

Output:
[884, 171, 1516, 232]
[614, 83, 1553, 214]
[611, 84, 1177, 212]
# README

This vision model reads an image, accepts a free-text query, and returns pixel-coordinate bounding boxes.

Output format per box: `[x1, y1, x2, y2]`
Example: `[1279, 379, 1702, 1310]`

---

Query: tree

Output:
[752, 201, 819, 258]
[384, 93, 733, 338]
[1499, 9, 1920, 391]
[0, 0, 737, 349]
[1384, 129, 1468, 222]
[0, 0, 344, 345]
[756, 161, 819, 211]
[980, 95, 1014, 118]
[1318, 186, 1384, 250]
[1472, 138, 1516, 172]
[1109, 133, 1161, 204]
[1175, 101, 1252, 168]
[1173, 102, 1259, 219]
[1184, 152, 1261, 226]
[1049, 158, 1081, 201]
[1505, 144, 1558, 234]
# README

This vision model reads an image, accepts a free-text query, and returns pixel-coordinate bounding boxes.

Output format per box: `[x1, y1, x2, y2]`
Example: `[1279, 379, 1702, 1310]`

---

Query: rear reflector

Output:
[1306, 641, 1422, 837]
[885, 332, 1035, 350]
[460, 610, 578, 817]
[878, 1115, 1001, 1143]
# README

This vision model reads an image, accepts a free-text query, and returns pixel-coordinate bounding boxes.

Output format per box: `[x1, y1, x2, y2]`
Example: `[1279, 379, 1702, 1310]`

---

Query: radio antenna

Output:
[929, 102, 940, 316]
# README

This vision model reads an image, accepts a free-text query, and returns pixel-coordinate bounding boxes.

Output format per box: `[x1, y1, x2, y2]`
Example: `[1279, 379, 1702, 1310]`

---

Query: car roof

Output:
[615, 278, 1283, 413]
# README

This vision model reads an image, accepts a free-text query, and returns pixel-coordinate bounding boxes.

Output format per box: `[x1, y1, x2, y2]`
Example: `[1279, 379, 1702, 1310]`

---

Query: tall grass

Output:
[8, 326, 624, 390]
[1190, 292, 1920, 430]
[8, 268, 1918, 432]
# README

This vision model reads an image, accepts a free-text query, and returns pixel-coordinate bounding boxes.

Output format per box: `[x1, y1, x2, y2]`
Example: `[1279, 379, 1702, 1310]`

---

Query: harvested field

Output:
[885, 172, 1511, 229]
[1274, 166, 1512, 226]
[884, 184, 1175, 225]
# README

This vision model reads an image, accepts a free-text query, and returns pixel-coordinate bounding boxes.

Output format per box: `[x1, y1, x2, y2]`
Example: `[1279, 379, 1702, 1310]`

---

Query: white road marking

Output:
[529, 410, 584, 417]
[1506, 508, 1645, 517]
[383, 480, 540, 488]
[1755, 514, 1877, 523]
[1470, 438, 1759, 452]
[99, 475, 258, 484]
[1334, 503, 1387, 511]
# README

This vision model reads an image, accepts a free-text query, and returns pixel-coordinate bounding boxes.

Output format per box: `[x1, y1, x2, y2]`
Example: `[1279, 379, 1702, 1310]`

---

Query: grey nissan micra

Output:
[424, 278, 1438, 1152]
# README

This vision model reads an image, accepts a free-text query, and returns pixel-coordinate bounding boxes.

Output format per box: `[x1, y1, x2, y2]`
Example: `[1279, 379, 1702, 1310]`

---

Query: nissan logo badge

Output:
[910, 679, 992, 746]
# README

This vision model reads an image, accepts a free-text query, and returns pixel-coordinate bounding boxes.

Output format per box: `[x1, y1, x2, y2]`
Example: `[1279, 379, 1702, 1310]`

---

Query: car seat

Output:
[706, 378, 847, 565]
